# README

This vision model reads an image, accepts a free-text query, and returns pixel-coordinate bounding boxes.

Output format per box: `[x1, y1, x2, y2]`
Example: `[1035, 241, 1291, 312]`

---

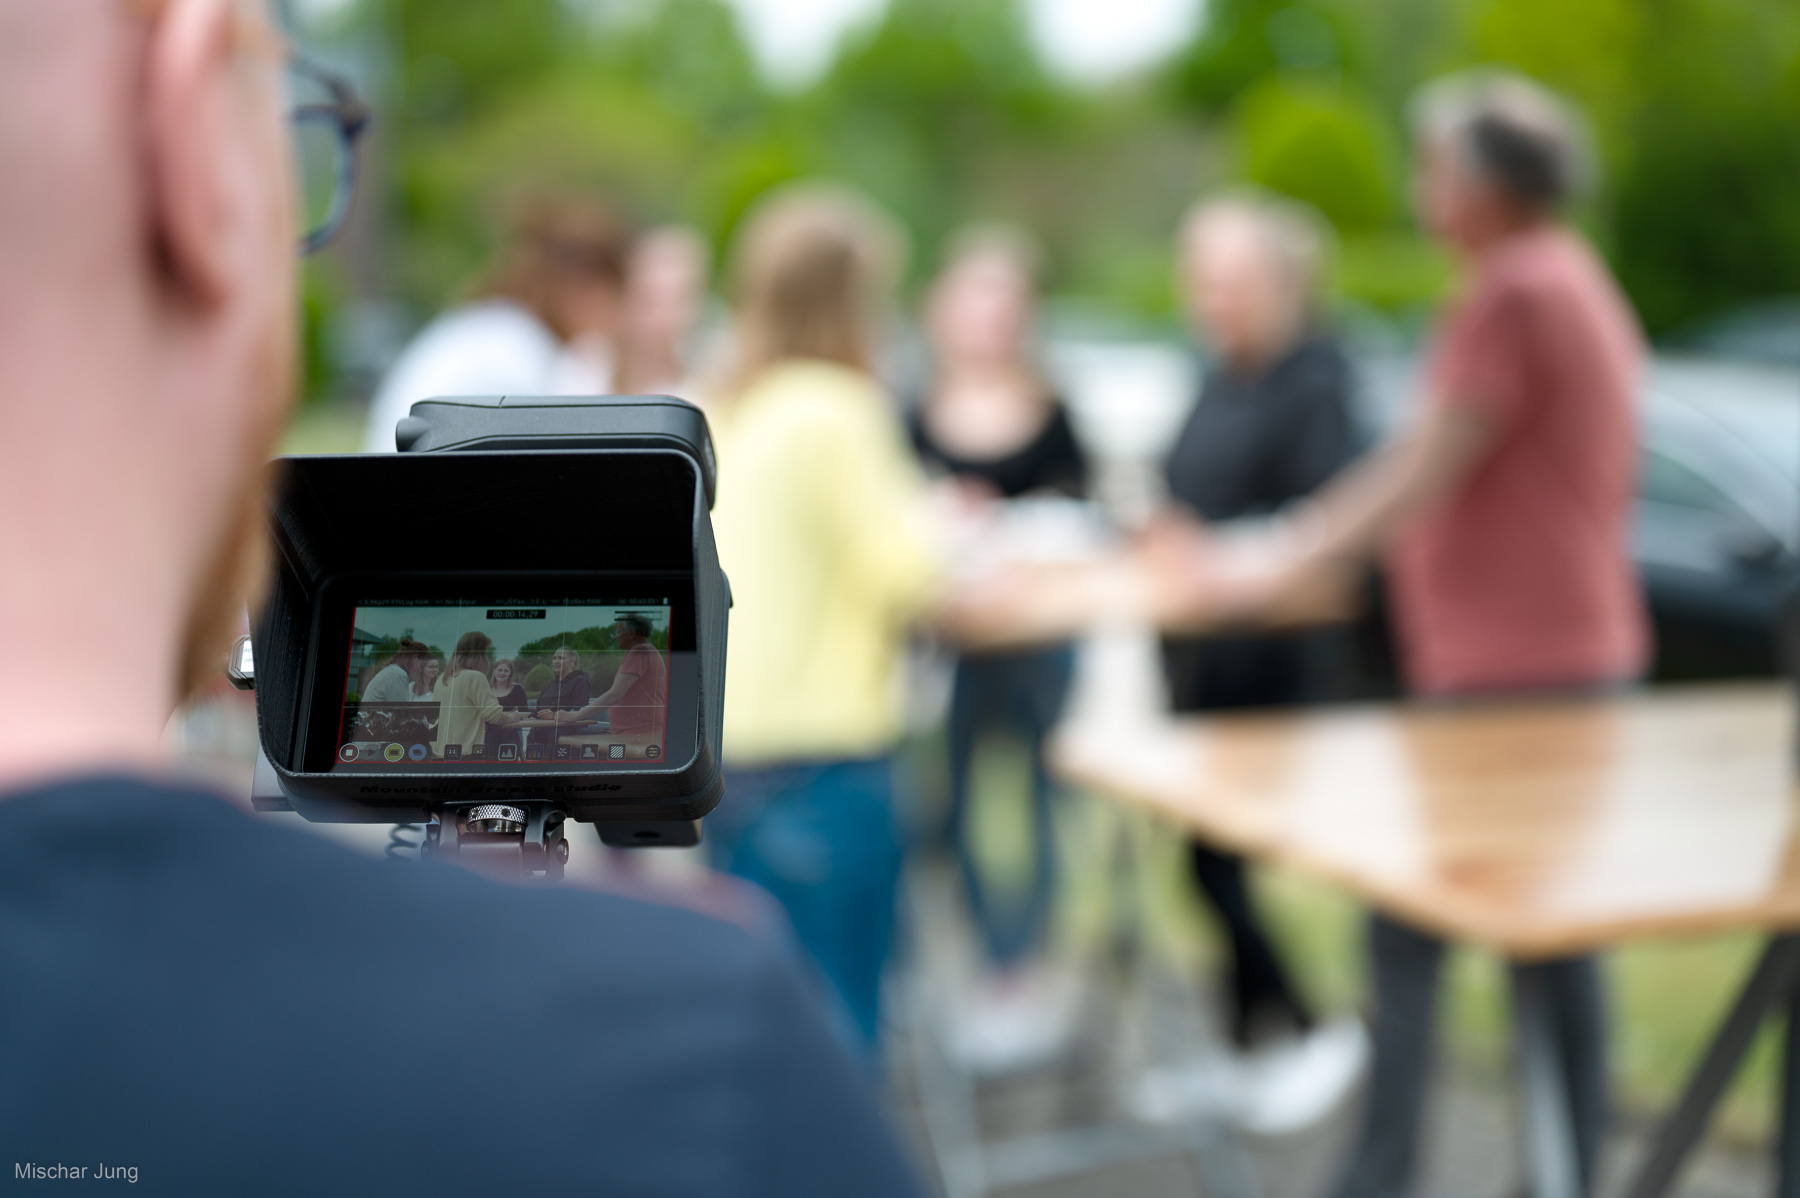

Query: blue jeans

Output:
[946, 647, 1074, 967]
[708, 758, 903, 1064]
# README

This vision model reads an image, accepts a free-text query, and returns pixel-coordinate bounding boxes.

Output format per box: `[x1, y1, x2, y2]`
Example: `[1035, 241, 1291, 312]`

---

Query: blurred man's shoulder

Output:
[0, 772, 781, 997]
[1485, 226, 1602, 298]
[0, 775, 918, 1197]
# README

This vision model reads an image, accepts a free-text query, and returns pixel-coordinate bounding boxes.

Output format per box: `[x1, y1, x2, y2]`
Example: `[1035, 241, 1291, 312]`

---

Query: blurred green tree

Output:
[1230, 76, 1396, 231]
[801, 0, 1072, 274]
[1605, 0, 1800, 333]
[385, 0, 773, 304]
[297, 0, 1800, 371]
[1169, 0, 1360, 113]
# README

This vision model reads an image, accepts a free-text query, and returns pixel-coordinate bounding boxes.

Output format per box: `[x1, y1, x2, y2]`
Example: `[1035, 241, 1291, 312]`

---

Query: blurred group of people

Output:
[363, 64, 1645, 1197]
[353, 625, 670, 760]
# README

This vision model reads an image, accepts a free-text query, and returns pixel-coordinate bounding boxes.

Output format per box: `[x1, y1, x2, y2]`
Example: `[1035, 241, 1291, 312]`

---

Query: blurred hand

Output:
[944, 474, 1001, 511]
[931, 510, 1365, 649]
[934, 555, 1149, 649]
[928, 475, 1003, 549]
[1134, 505, 1218, 601]
[535, 709, 553, 720]
[1140, 531, 1361, 632]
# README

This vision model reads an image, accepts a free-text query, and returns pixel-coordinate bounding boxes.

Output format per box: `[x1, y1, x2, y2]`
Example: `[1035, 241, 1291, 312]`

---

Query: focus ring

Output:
[464, 804, 527, 830]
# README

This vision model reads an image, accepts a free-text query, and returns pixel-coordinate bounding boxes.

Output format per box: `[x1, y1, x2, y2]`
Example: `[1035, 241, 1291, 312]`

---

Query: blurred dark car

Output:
[1670, 298, 1800, 370]
[1360, 353, 1800, 680]
[1634, 359, 1800, 678]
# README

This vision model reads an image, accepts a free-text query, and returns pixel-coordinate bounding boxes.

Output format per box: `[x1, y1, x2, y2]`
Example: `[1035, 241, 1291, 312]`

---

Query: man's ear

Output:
[141, 0, 240, 307]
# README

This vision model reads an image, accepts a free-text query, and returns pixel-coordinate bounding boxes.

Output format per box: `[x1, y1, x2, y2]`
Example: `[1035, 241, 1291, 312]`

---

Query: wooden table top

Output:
[1051, 682, 1800, 958]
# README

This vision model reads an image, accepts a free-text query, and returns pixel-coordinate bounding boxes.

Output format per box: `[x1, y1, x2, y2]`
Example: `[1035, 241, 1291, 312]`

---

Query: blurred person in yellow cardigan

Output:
[704, 184, 941, 1066]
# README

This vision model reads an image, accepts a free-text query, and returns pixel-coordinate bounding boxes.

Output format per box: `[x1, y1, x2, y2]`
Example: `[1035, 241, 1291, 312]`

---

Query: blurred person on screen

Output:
[1130, 192, 1369, 1133]
[533, 643, 591, 720]
[616, 224, 712, 396]
[430, 631, 528, 757]
[1143, 72, 1646, 1198]
[483, 656, 530, 749]
[703, 183, 942, 1067]
[360, 193, 630, 452]
[908, 225, 1087, 1072]
[0, 5, 924, 1193]
[559, 615, 668, 735]
[486, 656, 528, 709]
[409, 653, 440, 700]
[360, 638, 428, 704]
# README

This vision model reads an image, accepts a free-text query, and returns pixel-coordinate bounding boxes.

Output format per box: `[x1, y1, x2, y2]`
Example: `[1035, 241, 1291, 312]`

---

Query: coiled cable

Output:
[386, 823, 421, 862]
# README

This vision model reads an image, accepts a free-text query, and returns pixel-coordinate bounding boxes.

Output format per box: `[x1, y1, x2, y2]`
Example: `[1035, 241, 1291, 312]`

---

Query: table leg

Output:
[1515, 965, 1582, 1198]
[1622, 935, 1800, 1198]
[1781, 973, 1800, 1198]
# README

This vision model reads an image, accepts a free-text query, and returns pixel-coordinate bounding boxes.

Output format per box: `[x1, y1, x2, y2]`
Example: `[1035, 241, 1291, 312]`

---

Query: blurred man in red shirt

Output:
[1147, 70, 1644, 1195]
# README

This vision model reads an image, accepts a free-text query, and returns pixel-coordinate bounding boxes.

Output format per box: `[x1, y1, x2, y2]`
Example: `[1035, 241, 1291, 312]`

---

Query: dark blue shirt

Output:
[0, 776, 923, 1197]
[1161, 337, 1363, 711]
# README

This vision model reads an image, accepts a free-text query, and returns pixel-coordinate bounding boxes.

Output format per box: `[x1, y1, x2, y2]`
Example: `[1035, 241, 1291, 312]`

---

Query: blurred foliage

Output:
[1335, 231, 1454, 311]
[298, 267, 341, 404]
[1604, 0, 1800, 334]
[294, 0, 1800, 399]
[1230, 77, 1398, 231]
[1171, 0, 1800, 332]
[1171, 0, 1361, 111]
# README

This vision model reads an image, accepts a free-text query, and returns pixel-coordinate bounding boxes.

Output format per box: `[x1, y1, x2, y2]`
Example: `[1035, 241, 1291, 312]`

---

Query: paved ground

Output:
[890, 858, 1775, 1198]
[894, 1020, 1777, 1198]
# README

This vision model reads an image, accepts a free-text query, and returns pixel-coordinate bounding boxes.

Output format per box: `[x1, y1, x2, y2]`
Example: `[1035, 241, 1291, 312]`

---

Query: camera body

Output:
[244, 395, 727, 850]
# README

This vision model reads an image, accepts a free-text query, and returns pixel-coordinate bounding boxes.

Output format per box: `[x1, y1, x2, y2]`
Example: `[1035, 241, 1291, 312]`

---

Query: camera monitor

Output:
[331, 598, 678, 769]
[243, 396, 727, 859]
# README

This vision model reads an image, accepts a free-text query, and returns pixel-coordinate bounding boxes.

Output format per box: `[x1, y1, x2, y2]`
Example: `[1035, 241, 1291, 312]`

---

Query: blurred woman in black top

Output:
[1149, 193, 1367, 1125]
[910, 229, 1086, 1057]
[485, 658, 531, 750]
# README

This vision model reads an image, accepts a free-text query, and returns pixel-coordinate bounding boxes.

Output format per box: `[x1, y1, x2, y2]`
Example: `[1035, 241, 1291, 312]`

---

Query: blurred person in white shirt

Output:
[361, 640, 429, 704]
[361, 194, 630, 452]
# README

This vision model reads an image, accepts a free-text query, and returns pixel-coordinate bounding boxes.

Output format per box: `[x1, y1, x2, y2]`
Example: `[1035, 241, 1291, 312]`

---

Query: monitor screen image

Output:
[333, 599, 672, 768]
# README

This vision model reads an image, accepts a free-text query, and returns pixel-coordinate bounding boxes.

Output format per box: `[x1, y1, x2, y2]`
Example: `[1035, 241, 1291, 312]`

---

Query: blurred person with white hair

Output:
[1130, 190, 1369, 1133]
[1139, 71, 1644, 1197]
[703, 182, 940, 1067]
[909, 226, 1088, 1071]
[361, 193, 629, 452]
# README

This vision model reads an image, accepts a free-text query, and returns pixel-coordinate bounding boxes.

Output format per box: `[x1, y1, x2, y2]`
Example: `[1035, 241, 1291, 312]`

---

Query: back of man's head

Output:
[0, 0, 295, 786]
[0, 17, 930, 1197]
[1411, 69, 1593, 212]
